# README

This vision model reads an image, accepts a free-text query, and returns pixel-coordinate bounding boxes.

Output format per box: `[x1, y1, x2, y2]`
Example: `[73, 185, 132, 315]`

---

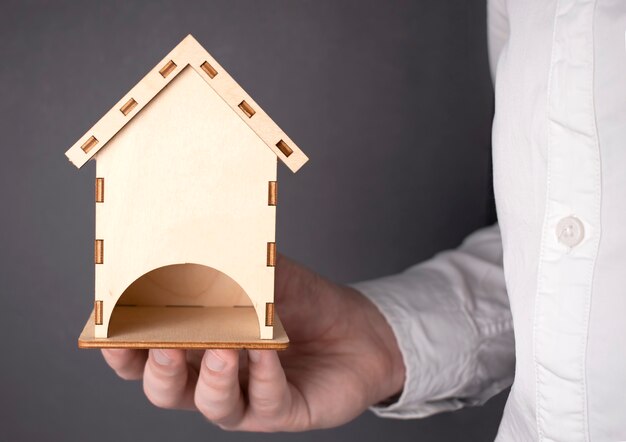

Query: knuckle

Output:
[194, 394, 241, 427]
[196, 402, 230, 424]
[144, 385, 178, 410]
[142, 374, 188, 410]
[252, 397, 283, 417]
[197, 373, 236, 400]
[194, 360, 244, 426]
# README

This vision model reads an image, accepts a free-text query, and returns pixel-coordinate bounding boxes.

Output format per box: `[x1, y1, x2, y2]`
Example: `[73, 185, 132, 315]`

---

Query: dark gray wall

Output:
[0, 0, 506, 440]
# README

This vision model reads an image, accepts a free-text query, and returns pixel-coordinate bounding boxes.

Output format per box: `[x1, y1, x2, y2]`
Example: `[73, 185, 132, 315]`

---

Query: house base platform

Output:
[78, 306, 289, 350]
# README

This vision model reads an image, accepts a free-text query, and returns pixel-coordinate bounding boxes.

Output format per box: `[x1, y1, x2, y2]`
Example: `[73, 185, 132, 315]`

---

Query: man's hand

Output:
[101, 255, 405, 431]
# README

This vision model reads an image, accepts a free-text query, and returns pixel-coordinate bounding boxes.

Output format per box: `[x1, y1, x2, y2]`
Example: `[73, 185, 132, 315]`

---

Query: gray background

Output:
[0, 0, 506, 441]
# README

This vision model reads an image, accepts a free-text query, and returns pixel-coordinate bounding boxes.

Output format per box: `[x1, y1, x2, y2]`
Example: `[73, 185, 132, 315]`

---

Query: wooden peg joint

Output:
[95, 178, 104, 203]
[200, 61, 218, 78]
[95, 239, 104, 264]
[238, 100, 256, 118]
[81, 136, 98, 153]
[276, 140, 293, 158]
[268, 181, 277, 206]
[267, 242, 276, 267]
[120, 98, 138, 116]
[265, 303, 275, 326]
[94, 300, 103, 325]
[159, 60, 177, 78]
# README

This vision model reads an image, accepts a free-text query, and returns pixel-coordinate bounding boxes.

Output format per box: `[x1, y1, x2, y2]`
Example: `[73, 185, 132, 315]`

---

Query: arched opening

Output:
[106, 264, 264, 346]
[117, 263, 252, 308]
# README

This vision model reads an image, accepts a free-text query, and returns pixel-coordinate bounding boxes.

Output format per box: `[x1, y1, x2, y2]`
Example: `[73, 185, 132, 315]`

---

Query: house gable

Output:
[65, 34, 308, 172]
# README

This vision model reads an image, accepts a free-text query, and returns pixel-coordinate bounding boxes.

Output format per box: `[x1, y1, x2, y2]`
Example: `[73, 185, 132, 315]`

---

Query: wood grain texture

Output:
[79, 307, 289, 350]
[65, 35, 308, 172]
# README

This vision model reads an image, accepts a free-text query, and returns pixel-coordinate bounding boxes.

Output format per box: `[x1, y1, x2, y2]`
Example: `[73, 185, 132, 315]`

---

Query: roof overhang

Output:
[65, 35, 308, 173]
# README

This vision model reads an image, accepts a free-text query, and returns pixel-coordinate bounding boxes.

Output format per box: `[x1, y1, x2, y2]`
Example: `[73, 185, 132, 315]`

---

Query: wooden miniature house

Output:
[66, 35, 307, 349]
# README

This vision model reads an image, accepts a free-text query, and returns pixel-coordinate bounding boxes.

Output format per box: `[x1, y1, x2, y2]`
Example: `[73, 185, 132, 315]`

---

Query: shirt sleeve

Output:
[487, 0, 510, 81]
[350, 223, 515, 419]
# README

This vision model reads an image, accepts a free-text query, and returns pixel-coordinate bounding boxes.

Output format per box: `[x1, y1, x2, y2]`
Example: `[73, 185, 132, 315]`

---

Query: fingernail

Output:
[248, 350, 262, 363]
[152, 349, 172, 366]
[205, 350, 226, 372]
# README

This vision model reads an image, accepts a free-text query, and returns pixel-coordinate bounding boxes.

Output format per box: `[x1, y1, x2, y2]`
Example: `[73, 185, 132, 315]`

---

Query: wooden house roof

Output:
[65, 35, 308, 173]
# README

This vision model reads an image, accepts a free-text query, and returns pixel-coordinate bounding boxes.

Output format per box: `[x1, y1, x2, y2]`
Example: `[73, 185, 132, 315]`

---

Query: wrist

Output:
[346, 287, 406, 405]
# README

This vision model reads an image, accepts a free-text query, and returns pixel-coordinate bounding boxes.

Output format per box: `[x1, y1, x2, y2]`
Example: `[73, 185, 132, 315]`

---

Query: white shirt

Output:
[352, 1, 626, 440]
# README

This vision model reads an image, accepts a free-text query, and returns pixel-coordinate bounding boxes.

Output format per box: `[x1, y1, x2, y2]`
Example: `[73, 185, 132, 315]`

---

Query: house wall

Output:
[94, 66, 278, 339]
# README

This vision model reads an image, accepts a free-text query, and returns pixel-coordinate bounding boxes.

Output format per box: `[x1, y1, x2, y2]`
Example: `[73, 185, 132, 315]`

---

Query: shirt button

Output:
[556, 216, 585, 248]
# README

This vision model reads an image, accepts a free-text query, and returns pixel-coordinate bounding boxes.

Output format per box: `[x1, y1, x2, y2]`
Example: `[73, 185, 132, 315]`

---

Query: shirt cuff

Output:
[350, 267, 514, 419]
[351, 278, 464, 418]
